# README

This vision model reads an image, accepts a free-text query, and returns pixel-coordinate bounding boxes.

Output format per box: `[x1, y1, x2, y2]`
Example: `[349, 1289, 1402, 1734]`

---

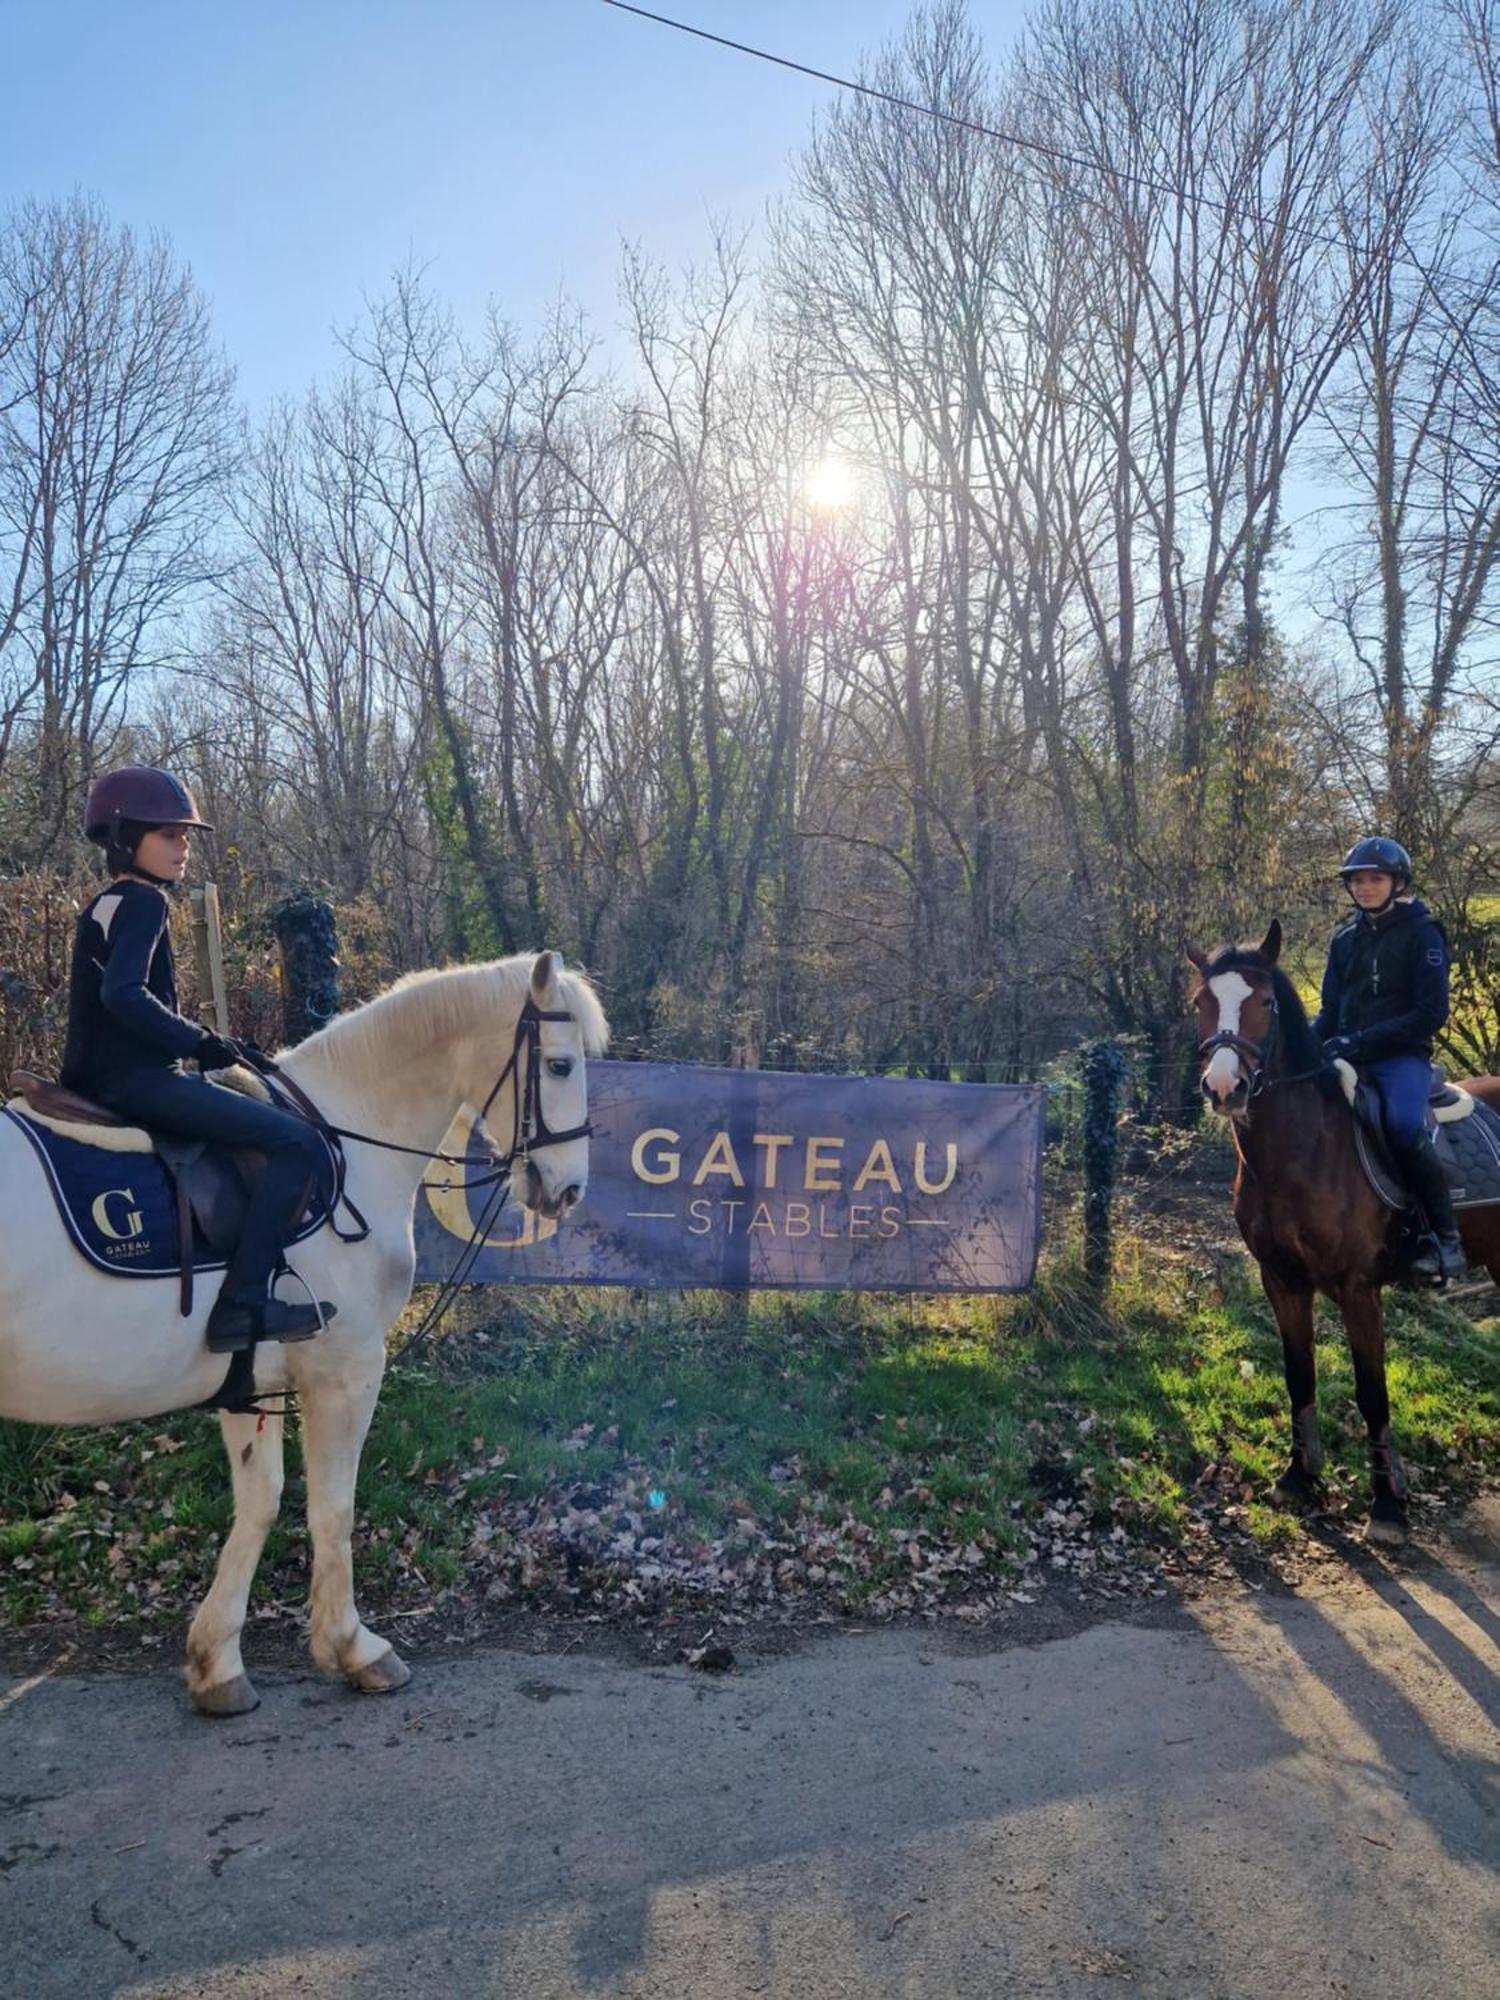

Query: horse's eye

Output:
[547, 1058, 573, 1079]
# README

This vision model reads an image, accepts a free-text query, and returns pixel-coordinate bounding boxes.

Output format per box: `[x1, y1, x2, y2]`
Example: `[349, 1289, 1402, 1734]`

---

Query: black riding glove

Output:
[232, 1037, 277, 1075]
[1322, 1035, 1361, 1065]
[197, 1032, 243, 1072]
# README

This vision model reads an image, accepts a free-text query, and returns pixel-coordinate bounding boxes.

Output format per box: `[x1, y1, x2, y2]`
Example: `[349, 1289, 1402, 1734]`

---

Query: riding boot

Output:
[206, 1287, 334, 1353]
[1396, 1137, 1466, 1285]
[206, 1169, 336, 1351]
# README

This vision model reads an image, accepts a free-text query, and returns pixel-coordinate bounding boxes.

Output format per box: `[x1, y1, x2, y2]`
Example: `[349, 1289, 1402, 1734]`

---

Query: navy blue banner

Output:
[415, 1061, 1044, 1294]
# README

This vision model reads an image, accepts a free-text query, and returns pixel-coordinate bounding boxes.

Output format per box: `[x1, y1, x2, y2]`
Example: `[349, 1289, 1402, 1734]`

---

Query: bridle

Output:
[252, 993, 593, 1246]
[1198, 1001, 1281, 1101]
[471, 996, 593, 1172]
[1197, 981, 1324, 1104]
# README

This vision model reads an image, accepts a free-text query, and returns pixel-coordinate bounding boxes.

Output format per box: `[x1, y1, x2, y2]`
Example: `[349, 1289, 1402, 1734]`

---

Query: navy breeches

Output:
[97, 1068, 330, 1302]
[1364, 1054, 1434, 1152]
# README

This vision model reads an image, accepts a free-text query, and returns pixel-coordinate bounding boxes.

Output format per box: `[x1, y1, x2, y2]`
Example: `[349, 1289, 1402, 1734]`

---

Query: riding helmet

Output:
[82, 767, 213, 845]
[1337, 836, 1411, 887]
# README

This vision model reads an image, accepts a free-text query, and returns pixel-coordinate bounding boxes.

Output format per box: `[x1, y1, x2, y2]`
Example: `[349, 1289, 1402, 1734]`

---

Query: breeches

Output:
[97, 1068, 329, 1300]
[1364, 1055, 1434, 1153]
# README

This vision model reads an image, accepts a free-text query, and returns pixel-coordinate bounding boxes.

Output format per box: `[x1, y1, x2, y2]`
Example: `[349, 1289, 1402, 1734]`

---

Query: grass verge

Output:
[3, 1233, 1498, 1635]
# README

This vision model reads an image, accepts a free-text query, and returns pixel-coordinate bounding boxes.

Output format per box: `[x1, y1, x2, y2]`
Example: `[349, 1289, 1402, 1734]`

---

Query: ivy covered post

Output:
[1081, 1040, 1128, 1287]
[271, 893, 340, 1047]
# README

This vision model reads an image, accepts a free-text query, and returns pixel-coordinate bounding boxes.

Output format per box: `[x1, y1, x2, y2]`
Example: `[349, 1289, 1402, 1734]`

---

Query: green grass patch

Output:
[3, 1236, 1498, 1632]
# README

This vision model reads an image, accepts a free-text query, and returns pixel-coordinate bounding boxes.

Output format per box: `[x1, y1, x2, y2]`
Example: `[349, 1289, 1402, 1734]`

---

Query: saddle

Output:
[1333, 1060, 1500, 1212]
[4, 1067, 323, 1315]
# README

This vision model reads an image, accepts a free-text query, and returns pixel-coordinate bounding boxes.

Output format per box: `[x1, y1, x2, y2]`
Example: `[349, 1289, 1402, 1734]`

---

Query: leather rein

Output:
[250, 995, 592, 1247]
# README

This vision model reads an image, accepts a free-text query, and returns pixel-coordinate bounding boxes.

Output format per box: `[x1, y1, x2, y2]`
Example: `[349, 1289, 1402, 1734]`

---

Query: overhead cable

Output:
[601, 1, 1497, 302]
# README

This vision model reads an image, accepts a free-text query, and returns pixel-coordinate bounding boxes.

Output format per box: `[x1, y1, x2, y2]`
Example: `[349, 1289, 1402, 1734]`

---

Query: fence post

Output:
[1081, 1040, 1127, 1288]
[188, 883, 228, 1034]
[271, 893, 340, 1047]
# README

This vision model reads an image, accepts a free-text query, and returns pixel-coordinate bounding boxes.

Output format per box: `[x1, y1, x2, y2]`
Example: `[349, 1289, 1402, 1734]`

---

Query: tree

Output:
[0, 195, 235, 855]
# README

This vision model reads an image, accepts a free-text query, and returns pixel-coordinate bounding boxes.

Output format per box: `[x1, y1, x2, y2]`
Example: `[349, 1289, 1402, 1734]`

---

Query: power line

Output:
[601, 1, 1496, 301]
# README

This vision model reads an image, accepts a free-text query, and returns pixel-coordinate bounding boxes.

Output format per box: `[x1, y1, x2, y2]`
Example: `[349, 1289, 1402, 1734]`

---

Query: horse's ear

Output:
[1258, 919, 1283, 965]
[1185, 941, 1210, 974]
[530, 949, 560, 1000]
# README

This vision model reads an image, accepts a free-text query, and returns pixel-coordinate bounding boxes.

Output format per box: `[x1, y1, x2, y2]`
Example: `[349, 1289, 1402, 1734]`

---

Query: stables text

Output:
[629, 1126, 958, 1240]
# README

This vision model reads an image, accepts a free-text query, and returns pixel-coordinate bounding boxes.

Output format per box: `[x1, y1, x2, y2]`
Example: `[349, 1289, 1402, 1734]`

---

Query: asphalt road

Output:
[3, 1505, 1497, 2000]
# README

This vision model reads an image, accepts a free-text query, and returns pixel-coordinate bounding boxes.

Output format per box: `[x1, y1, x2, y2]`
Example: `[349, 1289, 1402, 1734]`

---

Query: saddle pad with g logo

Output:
[4, 1105, 226, 1280]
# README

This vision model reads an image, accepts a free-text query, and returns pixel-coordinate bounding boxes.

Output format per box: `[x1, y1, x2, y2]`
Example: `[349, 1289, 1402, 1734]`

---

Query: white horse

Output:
[0, 951, 607, 1716]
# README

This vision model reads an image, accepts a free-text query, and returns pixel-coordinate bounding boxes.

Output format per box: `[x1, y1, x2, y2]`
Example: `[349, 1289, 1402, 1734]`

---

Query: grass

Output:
[3, 1230, 1498, 1633]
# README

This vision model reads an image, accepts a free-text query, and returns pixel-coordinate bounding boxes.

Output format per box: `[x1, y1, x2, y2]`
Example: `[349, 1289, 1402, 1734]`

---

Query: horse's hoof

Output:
[1366, 1504, 1409, 1547]
[1272, 1468, 1320, 1511]
[193, 1674, 260, 1718]
[347, 1647, 411, 1694]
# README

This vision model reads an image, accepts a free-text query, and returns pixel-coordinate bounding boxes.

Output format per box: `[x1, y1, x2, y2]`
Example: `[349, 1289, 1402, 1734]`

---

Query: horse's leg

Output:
[1262, 1268, 1324, 1501]
[1459, 1208, 1500, 1289]
[298, 1355, 411, 1693]
[185, 1409, 285, 1718]
[1337, 1279, 1409, 1545]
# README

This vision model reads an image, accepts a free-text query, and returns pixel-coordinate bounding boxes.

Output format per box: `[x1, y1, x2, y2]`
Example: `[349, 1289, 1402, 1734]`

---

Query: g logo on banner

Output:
[92, 1187, 145, 1241]
[422, 1107, 559, 1249]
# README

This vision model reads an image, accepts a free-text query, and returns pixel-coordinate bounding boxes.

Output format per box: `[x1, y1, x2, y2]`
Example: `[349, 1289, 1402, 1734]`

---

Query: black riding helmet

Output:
[82, 767, 212, 882]
[1338, 836, 1412, 890]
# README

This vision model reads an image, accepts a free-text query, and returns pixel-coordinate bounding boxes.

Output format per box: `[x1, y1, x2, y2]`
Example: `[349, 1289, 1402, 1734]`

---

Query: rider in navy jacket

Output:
[1314, 837, 1464, 1282]
[61, 768, 335, 1352]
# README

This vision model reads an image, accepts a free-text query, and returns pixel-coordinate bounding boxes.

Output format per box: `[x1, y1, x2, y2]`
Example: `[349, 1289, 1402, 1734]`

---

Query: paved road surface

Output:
[4, 1505, 1497, 1999]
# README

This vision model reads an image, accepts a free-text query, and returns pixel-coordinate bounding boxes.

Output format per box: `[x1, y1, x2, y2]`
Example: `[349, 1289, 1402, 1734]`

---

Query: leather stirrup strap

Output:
[175, 1170, 195, 1317]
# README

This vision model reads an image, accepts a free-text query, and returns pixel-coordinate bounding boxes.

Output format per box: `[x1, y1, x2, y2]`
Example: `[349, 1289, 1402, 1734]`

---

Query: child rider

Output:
[60, 767, 336, 1351]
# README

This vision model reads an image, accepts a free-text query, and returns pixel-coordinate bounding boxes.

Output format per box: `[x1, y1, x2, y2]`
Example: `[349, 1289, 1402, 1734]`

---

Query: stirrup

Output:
[206, 1294, 334, 1353]
[1405, 1232, 1464, 1287]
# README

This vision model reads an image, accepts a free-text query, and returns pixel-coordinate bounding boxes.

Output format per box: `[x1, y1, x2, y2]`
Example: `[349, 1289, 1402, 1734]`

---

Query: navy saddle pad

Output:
[1352, 1088, 1500, 1212]
[3, 1106, 322, 1282]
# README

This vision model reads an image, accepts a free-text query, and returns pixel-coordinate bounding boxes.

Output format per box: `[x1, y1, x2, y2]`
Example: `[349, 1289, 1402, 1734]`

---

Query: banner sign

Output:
[414, 1060, 1044, 1294]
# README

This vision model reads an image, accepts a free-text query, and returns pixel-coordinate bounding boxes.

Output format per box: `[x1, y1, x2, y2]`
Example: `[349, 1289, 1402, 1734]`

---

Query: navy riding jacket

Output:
[1311, 898, 1449, 1062]
[60, 878, 213, 1096]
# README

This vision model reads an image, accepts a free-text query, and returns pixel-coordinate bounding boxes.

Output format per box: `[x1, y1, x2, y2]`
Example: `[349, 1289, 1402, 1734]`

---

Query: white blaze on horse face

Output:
[1205, 971, 1253, 1102]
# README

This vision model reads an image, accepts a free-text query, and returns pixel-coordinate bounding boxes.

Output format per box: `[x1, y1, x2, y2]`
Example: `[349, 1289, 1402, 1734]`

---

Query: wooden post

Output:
[188, 883, 229, 1035]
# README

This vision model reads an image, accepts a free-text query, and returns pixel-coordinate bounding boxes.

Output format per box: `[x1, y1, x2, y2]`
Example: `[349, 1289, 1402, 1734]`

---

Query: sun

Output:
[804, 454, 857, 513]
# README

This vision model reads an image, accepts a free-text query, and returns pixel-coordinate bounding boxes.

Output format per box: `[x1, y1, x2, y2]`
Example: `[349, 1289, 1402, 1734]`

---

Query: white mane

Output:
[293, 954, 610, 1071]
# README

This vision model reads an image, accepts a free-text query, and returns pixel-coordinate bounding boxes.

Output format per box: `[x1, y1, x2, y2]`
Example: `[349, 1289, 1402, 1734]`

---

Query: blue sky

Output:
[1, 1, 1030, 408]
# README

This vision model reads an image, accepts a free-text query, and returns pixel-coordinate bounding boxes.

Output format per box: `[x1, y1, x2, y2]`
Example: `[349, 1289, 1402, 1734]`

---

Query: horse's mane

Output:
[294, 955, 611, 1070]
[1204, 944, 1324, 1076]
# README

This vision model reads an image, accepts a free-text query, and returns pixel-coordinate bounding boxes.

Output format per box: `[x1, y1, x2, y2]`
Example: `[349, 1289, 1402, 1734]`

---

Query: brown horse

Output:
[1187, 920, 1500, 1543]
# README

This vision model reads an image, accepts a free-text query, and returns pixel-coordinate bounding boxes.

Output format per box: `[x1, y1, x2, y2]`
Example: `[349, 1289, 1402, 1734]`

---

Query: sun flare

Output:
[804, 454, 857, 513]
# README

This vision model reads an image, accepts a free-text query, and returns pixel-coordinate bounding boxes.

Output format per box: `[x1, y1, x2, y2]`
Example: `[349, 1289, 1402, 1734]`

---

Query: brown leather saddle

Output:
[10, 1072, 130, 1129]
[8, 1069, 282, 1315]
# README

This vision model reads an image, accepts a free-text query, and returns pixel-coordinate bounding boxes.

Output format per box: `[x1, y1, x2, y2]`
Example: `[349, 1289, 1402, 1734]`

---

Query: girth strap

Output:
[175, 1171, 195, 1316]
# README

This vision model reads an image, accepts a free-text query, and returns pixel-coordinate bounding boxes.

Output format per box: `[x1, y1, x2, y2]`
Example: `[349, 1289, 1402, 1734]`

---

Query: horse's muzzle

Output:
[1201, 1070, 1248, 1113]
[517, 1157, 584, 1220]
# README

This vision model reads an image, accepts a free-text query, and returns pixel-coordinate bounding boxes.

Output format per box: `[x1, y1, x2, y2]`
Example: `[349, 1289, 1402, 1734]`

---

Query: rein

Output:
[249, 998, 594, 1320]
[258, 996, 590, 1176]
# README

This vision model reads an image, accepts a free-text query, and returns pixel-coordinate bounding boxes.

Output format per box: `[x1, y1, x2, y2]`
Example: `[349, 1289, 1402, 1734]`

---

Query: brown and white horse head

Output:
[1187, 921, 1282, 1116]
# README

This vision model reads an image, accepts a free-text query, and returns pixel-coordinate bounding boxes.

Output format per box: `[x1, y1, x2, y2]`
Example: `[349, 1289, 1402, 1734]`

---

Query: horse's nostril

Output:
[562, 1185, 581, 1210]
